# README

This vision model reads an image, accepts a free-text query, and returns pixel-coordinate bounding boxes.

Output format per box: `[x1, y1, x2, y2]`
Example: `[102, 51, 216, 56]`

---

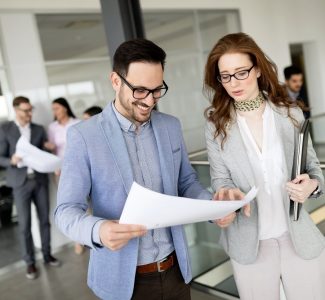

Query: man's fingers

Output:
[100, 220, 147, 251]
[112, 222, 147, 233]
[108, 230, 147, 242]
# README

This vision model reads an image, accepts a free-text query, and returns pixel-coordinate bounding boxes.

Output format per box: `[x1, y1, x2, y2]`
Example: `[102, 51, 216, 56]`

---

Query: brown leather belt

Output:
[136, 251, 176, 274]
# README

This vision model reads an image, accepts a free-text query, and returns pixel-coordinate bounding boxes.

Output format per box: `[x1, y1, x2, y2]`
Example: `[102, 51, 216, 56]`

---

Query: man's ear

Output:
[110, 72, 121, 92]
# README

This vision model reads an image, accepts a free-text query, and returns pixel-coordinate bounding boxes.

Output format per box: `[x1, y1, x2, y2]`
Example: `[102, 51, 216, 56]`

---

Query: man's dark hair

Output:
[284, 65, 303, 80]
[12, 96, 30, 107]
[83, 106, 102, 117]
[113, 38, 166, 76]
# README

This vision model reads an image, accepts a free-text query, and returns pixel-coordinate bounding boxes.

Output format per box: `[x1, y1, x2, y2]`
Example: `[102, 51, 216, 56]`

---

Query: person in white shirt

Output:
[204, 33, 325, 300]
[0, 96, 60, 280]
[45, 97, 79, 161]
[44, 97, 80, 253]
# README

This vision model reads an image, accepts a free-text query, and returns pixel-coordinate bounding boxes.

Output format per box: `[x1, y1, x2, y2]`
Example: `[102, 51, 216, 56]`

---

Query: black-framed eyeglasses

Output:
[17, 107, 34, 114]
[117, 73, 168, 100]
[217, 65, 255, 83]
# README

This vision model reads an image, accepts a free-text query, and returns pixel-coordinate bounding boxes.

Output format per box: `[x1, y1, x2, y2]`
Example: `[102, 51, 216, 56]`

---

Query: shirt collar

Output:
[111, 101, 150, 133]
[15, 120, 30, 130]
[286, 87, 299, 100]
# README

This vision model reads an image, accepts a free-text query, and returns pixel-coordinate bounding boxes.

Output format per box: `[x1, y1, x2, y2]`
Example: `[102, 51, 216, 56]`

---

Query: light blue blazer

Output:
[205, 103, 325, 265]
[55, 102, 211, 300]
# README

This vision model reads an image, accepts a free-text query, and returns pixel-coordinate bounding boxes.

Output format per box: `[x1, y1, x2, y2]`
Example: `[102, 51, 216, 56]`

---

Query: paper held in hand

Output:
[15, 136, 62, 173]
[119, 182, 258, 229]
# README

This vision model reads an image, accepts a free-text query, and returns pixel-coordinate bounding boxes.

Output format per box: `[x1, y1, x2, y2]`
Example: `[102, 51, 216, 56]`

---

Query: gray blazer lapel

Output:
[9, 122, 21, 144]
[151, 112, 175, 195]
[100, 104, 133, 194]
[30, 123, 38, 146]
[224, 121, 255, 188]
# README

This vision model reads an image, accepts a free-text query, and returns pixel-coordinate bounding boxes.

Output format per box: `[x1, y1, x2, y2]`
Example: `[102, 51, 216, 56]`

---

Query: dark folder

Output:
[291, 119, 310, 221]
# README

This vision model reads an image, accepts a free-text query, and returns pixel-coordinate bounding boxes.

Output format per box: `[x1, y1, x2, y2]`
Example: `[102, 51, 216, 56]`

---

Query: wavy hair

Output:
[204, 32, 305, 146]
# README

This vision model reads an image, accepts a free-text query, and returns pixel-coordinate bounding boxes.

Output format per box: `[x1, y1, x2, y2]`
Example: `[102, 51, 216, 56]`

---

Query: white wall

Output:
[0, 0, 325, 141]
[142, 0, 325, 142]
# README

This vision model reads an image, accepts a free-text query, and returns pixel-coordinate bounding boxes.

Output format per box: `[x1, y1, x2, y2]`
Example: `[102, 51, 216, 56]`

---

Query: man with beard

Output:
[284, 65, 310, 118]
[55, 39, 215, 300]
[0, 96, 60, 280]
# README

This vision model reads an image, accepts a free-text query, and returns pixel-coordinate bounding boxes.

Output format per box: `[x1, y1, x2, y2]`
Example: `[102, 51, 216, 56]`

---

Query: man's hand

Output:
[212, 188, 250, 228]
[286, 174, 319, 203]
[10, 154, 21, 166]
[99, 220, 147, 251]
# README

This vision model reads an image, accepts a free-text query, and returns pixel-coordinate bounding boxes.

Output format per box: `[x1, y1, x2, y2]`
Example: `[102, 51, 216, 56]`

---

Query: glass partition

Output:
[46, 59, 113, 117]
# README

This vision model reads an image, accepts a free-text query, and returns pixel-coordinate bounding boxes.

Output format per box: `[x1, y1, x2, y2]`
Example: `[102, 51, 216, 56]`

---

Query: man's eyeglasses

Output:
[117, 73, 168, 100]
[217, 65, 255, 83]
[17, 107, 34, 114]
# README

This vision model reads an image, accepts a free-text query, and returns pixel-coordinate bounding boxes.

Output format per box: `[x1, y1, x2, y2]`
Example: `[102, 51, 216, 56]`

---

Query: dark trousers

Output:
[13, 178, 51, 265]
[132, 263, 191, 300]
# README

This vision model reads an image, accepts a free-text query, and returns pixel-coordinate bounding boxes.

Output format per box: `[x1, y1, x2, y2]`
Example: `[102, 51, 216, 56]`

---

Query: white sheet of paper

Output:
[119, 182, 257, 229]
[15, 136, 62, 173]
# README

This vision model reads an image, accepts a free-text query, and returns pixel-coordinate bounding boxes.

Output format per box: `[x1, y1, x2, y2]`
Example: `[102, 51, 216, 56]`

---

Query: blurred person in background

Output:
[0, 96, 60, 280]
[284, 65, 310, 118]
[44, 97, 80, 254]
[83, 106, 103, 120]
[44, 97, 80, 163]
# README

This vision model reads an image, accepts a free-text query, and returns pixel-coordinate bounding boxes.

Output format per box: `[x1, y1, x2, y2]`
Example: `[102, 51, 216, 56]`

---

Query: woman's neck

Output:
[234, 91, 265, 118]
[58, 115, 70, 125]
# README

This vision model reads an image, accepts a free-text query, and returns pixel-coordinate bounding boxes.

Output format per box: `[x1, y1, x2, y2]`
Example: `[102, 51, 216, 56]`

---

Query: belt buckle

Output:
[157, 256, 168, 272]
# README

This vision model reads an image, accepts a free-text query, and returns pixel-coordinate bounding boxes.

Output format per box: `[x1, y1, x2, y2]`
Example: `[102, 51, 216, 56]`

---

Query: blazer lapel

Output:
[151, 112, 175, 195]
[100, 103, 133, 195]
[30, 123, 37, 146]
[224, 121, 255, 188]
[10, 122, 21, 143]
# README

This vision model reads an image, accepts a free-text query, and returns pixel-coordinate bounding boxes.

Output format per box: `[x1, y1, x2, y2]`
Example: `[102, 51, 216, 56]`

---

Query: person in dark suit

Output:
[0, 96, 60, 280]
[284, 65, 310, 118]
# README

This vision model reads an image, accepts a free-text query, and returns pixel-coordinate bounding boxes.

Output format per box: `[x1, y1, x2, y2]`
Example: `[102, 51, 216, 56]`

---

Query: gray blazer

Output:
[0, 121, 48, 188]
[205, 103, 325, 264]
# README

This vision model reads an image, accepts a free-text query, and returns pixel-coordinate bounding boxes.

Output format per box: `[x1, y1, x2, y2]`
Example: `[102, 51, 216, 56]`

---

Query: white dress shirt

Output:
[237, 102, 289, 240]
[15, 120, 33, 174]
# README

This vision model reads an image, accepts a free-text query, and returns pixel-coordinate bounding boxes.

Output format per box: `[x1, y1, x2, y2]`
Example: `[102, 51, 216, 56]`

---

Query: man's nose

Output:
[144, 92, 156, 105]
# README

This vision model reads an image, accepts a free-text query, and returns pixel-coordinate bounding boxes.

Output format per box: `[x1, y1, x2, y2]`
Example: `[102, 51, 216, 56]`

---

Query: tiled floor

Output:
[0, 245, 225, 300]
[0, 222, 21, 268]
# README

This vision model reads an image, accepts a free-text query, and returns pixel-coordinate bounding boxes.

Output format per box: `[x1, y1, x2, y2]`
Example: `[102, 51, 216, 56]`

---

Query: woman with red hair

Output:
[204, 32, 325, 300]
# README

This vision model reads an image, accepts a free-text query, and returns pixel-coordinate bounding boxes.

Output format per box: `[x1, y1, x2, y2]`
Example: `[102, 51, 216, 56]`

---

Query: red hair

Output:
[204, 32, 304, 146]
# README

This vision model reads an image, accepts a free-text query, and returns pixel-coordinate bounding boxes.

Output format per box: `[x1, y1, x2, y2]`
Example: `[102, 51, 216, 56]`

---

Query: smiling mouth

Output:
[135, 103, 151, 113]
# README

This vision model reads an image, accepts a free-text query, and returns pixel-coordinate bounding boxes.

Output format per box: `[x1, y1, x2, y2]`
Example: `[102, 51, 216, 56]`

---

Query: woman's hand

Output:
[44, 141, 56, 152]
[286, 174, 319, 203]
[212, 188, 250, 228]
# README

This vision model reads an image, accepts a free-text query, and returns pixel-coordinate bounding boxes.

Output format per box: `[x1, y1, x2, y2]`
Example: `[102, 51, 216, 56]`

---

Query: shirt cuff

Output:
[91, 219, 105, 247]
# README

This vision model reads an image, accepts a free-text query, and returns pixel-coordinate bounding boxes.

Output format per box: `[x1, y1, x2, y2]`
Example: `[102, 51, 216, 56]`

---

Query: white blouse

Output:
[237, 103, 288, 240]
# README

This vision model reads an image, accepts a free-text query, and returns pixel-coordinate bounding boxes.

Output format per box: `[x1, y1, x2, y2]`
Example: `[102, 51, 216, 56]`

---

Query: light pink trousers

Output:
[231, 232, 325, 300]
